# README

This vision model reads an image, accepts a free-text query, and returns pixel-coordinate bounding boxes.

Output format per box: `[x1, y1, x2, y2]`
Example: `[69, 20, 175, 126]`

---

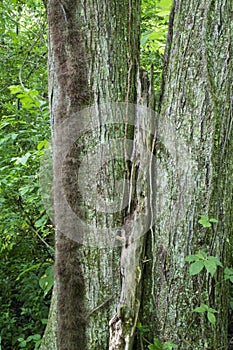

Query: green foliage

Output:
[141, 0, 171, 53]
[137, 323, 177, 350]
[8, 85, 41, 109]
[185, 245, 233, 327]
[2, 0, 230, 348]
[137, 322, 150, 335]
[185, 251, 223, 277]
[198, 215, 218, 228]
[0, 0, 53, 349]
[224, 267, 233, 283]
[17, 334, 41, 349]
[39, 265, 54, 297]
[185, 249, 220, 326]
[148, 337, 178, 350]
[185, 214, 222, 282]
[141, 0, 172, 102]
[193, 303, 218, 325]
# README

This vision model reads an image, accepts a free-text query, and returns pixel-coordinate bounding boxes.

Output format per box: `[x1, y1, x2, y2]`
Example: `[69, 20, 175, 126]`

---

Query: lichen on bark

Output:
[139, 1, 233, 349]
[44, 1, 147, 349]
[42, 1, 232, 349]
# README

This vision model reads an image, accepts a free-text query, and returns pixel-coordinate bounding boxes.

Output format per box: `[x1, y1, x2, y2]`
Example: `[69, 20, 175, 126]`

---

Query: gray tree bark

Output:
[44, 1, 147, 349]
[138, 1, 232, 349]
[41, 0, 232, 349]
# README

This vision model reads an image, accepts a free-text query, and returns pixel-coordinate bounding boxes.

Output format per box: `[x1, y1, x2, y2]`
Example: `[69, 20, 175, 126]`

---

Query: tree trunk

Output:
[41, 0, 232, 349]
[138, 1, 232, 349]
[45, 0, 148, 349]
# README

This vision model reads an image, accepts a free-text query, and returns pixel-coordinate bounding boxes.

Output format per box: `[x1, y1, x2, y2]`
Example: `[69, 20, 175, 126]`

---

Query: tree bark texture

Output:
[47, 1, 152, 349]
[43, 0, 233, 349]
[138, 1, 232, 349]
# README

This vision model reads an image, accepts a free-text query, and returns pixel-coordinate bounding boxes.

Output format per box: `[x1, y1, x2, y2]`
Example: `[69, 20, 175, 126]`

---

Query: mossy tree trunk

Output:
[138, 1, 232, 349]
[43, 1, 147, 350]
[41, 0, 232, 350]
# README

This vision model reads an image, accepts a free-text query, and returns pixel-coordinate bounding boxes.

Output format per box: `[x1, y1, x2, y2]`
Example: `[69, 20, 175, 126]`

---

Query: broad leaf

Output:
[194, 306, 206, 313]
[185, 254, 198, 262]
[224, 267, 233, 283]
[194, 303, 209, 313]
[208, 307, 218, 314]
[148, 338, 163, 350]
[207, 312, 216, 324]
[207, 256, 223, 267]
[209, 218, 218, 223]
[39, 265, 54, 297]
[163, 341, 178, 349]
[204, 260, 217, 277]
[189, 261, 204, 275]
[198, 215, 211, 228]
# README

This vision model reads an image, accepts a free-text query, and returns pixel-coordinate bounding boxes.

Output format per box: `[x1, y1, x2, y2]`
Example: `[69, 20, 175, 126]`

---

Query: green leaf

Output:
[189, 261, 204, 275]
[194, 303, 209, 313]
[157, 10, 170, 17]
[207, 312, 216, 324]
[208, 307, 218, 314]
[207, 256, 223, 267]
[224, 267, 233, 282]
[148, 345, 158, 350]
[136, 322, 149, 335]
[17, 338, 25, 342]
[193, 306, 206, 313]
[26, 335, 33, 342]
[11, 133, 18, 140]
[8, 85, 23, 95]
[34, 215, 47, 228]
[204, 260, 217, 277]
[148, 31, 165, 41]
[209, 218, 218, 223]
[224, 267, 233, 275]
[148, 345, 161, 350]
[195, 251, 206, 260]
[158, 0, 172, 11]
[185, 254, 198, 262]
[39, 265, 54, 296]
[148, 338, 163, 350]
[19, 340, 27, 347]
[13, 152, 31, 166]
[16, 263, 42, 280]
[19, 186, 30, 196]
[163, 341, 178, 349]
[27, 334, 41, 341]
[141, 33, 150, 45]
[198, 215, 211, 228]
[37, 139, 49, 150]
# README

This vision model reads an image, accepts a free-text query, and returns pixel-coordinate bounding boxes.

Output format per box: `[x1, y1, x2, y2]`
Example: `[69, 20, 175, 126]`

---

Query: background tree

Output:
[0, 1, 54, 349]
